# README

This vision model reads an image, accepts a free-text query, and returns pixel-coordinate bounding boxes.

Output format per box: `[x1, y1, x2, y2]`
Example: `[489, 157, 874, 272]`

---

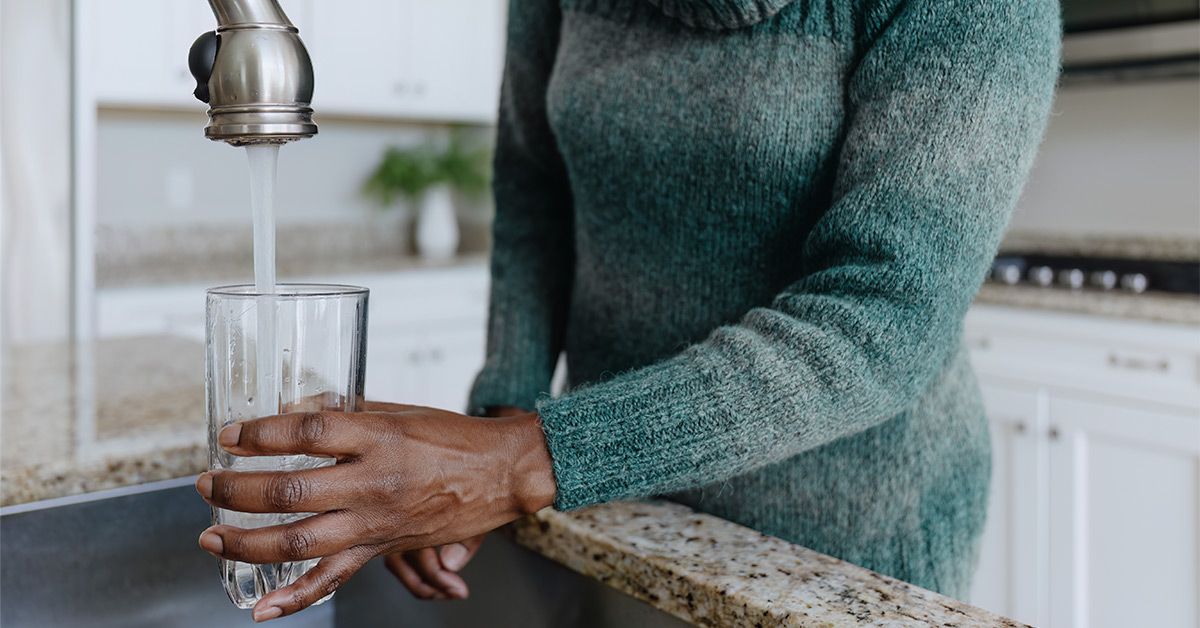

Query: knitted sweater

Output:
[469, 0, 1059, 597]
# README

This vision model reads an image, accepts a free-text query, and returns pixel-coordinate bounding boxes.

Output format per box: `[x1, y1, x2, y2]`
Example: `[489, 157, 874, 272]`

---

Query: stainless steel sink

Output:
[1, 479, 687, 628]
[0, 479, 331, 628]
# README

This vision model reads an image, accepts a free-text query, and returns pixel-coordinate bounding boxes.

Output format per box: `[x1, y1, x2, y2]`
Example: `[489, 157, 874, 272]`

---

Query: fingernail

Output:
[198, 531, 223, 555]
[450, 585, 469, 599]
[196, 472, 213, 499]
[219, 423, 242, 449]
[440, 544, 469, 571]
[253, 606, 282, 622]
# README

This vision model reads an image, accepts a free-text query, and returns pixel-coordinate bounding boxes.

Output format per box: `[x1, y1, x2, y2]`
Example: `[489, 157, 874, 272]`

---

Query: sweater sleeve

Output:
[467, 0, 574, 414]
[537, 0, 1061, 510]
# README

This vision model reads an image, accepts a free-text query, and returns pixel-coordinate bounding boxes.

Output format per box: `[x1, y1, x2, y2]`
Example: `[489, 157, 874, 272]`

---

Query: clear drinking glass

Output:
[206, 284, 369, 609]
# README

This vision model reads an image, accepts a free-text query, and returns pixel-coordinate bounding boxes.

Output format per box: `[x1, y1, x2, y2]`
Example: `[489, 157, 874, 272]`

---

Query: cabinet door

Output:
[90, 0, 313, 108]
[308, 0, 402, 116]
[970, 381, 1048, 626]
[407, 327, 486, 410]
[308, 0, 503, 121]
[365, 325, 485, 411]
[91, 0, 177, 105]
[400, 0, 506, 122]
[364, 328, 426, 404]
[1047, 396, 1200, 628]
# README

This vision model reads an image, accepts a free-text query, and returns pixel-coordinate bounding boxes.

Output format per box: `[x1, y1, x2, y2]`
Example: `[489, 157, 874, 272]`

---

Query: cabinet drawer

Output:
[965, 305, 1200, 407]
[968, 330, 1198, 387]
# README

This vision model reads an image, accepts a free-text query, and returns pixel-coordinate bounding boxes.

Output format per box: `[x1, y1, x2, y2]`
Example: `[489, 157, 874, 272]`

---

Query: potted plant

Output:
[365, 133, 490, 261]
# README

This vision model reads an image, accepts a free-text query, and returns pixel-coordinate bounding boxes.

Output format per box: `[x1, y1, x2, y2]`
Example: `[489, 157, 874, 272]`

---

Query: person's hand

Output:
[194, 403, 556, 622]
[382, 535, 485, 600]
[380, 405, 528, 601]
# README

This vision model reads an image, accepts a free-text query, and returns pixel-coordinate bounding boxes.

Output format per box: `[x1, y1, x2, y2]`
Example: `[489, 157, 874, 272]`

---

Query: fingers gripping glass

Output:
[206, 284, 368, 609]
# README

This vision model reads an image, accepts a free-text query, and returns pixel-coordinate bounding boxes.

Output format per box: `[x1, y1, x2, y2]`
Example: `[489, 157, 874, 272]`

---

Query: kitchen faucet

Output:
[188, 0, 317, 145]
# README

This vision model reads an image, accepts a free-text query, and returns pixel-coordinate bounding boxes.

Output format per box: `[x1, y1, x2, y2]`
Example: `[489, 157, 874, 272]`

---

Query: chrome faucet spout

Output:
[188, 0, 317, 146]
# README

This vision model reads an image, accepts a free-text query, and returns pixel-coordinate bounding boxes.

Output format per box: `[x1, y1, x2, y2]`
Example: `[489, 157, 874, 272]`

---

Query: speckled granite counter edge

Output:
[510, 501, 1024, 627]
[975, 284, 1200, 326]
[0, 443, 207, 507]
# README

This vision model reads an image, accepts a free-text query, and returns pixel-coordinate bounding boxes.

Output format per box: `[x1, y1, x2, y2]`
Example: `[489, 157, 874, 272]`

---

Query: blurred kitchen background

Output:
[1, 1, 1198, 627]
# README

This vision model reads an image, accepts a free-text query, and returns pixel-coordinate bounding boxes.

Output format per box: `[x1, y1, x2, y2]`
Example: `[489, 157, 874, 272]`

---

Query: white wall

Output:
[95, 109, 486, 227]
[96, 76, 1199, 241]
[1010, 78, 1200, 239]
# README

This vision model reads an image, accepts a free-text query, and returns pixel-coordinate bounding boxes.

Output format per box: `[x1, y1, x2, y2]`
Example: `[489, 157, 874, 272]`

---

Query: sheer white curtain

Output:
[1, 0, 73, 346]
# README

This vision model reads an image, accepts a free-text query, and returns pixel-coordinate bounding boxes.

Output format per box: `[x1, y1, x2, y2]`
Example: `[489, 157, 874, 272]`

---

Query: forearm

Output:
[468, 0, 572, 413]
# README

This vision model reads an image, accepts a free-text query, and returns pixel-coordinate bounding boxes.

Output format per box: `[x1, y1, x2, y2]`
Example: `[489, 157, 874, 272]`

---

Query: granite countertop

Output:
[3, 337, 1022, 626]
[511, 501, 1023, 627]
[1, 336, 208, 507]
[974, 284, 1199, 326]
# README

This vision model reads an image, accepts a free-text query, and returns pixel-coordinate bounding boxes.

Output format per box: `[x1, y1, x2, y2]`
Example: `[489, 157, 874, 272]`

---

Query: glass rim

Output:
[206, 283, 369, 299]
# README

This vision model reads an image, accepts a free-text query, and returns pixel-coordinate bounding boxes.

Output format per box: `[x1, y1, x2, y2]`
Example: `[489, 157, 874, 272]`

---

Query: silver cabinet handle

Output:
[1107, 353, 1169, 373]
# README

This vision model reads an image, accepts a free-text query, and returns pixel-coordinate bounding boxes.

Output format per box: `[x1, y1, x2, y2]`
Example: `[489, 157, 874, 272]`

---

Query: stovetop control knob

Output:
[1057, 268, 1085, 290]
[1029, 265, 1054, 287]
[1121, 272, 1149, 294]
[1089, 270, 1118, 291]
[993, 263, 1022, 285]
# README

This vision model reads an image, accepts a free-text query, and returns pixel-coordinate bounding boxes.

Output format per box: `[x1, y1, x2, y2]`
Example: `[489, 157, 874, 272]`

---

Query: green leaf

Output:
[363, 129, 493, 209]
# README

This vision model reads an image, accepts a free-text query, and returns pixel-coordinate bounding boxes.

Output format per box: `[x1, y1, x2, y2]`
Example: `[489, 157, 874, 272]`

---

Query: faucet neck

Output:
[208, 0, 295, 31]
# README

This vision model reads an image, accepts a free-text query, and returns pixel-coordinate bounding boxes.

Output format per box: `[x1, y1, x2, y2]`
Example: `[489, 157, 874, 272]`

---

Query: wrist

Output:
[502, 412, 557, 516]
[482, 405, 529, 418]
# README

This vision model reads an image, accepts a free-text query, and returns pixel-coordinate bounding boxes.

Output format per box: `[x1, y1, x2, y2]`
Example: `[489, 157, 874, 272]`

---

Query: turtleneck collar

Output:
[645, 0, 796, 29]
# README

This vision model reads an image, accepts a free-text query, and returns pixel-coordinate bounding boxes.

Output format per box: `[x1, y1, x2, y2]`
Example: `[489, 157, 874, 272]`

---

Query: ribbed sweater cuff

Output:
[535, 355, 720, 511]
[647, 0, 793, 29]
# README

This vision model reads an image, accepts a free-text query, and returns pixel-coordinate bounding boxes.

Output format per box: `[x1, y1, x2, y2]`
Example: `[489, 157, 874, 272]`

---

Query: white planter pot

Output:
[415, 185, 459, 261]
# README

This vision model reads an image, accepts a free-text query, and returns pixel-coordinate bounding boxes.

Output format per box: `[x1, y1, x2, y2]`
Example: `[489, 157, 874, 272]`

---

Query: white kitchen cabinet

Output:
[96, 263, 491, 411]
[85, 0, 502, 122]
[966, 305, 1200, 628]
[366, 325, 486, 411]
[397, 0, 507, 122]
[359, 264, 489, 408]
[89, 0, 194, 107]
[970, 383, 1048, 626]
[311, 0, 505, 122]
[87, 0, 312, 109]
[306, 0, 403, 117]
[1046, 396, 1200, 628]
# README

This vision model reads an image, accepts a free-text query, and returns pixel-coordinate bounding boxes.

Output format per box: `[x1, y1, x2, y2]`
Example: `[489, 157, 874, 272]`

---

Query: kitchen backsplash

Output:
[1008, 78, 1200, 239]
[95, 216, 491, 288]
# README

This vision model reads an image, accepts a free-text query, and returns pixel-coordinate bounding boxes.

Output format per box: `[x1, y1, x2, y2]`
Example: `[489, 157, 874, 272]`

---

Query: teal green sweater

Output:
[469, 0, 1059, 597]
